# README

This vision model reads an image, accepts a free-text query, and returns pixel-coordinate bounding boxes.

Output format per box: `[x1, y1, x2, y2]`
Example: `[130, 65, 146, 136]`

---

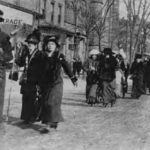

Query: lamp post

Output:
[74, 29, 80, 59]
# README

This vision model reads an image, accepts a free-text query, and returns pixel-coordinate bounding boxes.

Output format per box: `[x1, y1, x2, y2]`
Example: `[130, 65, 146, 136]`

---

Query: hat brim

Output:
[0, 17, 4, 22]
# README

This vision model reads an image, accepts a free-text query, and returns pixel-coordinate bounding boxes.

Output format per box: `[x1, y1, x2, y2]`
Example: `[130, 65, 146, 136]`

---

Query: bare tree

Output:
[78, 0, 99, 60]
[123, 0, 150, 63]
[94, 0, 115, 51]
[65, 0, 86, 58]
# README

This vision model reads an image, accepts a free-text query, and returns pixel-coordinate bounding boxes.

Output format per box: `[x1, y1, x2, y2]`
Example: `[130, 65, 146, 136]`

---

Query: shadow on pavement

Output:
[62, 101, 89, 107]
[4, 116, 42, 131]
[63, 98, 84, 103]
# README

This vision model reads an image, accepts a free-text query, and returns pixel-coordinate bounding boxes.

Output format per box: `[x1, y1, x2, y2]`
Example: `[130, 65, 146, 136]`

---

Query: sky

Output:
[119, 0, 127, 18]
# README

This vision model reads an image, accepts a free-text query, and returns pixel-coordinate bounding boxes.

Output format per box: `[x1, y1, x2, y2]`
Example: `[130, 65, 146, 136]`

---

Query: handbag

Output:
[9, 71, 18, 81]
[8, 63, 19, 81]
[19, 70, 27, 85]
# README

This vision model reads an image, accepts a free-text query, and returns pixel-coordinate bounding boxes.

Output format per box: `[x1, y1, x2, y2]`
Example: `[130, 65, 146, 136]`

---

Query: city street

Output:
[0, 74, 150, 150]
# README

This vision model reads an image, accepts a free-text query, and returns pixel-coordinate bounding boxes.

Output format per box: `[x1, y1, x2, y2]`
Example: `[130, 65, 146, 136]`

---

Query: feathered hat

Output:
[25, 29, 41, 44]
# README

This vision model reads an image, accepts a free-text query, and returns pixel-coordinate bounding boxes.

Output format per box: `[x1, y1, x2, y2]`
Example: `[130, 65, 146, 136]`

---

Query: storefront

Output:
[0, 2, 34, 40]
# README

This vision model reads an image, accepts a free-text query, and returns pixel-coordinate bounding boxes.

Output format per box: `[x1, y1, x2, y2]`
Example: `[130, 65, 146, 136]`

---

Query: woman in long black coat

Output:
[40, 35, 77, 133]
[15, 31, 44, 124]
[130, 54, 146, 98]
[98, 48, 117, 107]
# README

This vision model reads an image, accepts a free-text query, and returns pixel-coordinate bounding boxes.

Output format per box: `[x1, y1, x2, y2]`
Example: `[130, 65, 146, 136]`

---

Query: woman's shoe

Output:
[50, 123, 58, 129]
[40, 128, 50, 134]
[40, 125, 50, 134]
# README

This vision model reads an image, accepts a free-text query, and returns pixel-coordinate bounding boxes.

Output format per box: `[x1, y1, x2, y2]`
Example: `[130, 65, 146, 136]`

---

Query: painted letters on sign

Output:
[0, 4, 33, 25]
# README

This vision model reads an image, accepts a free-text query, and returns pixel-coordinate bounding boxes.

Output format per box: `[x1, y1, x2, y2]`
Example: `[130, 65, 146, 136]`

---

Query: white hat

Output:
[89, 49, 100, 56]
[119, 48, 126, 59]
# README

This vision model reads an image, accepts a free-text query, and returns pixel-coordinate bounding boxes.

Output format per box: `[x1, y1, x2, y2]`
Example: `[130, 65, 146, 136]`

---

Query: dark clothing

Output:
[130, 61, 145, 98]
[0, 31, 13, 122]
[15, 48, 44, 122]
[0, 31, 13, 64]
[98, 55, 117, 82]
[98, 54, 117, 105]
[102, 80, 116, 104]
[120, 61, 129, 82]
[73, 60, 82, 76]
[144, 60, 150, 90]
[83, 58, 99, 104]
[40, 51, 74, 124]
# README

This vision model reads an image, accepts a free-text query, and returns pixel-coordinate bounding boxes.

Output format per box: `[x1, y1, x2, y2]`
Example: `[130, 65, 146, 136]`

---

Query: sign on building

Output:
[0, 4, 33, 26]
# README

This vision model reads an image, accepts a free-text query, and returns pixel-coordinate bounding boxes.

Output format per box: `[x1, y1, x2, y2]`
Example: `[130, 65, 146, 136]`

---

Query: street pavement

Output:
[1, 74, 150, 150]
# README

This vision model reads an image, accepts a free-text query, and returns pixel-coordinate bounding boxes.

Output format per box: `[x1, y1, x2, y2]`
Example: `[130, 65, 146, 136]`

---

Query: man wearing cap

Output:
[0, 10, 13, 122]
[15, 30, 44, 124]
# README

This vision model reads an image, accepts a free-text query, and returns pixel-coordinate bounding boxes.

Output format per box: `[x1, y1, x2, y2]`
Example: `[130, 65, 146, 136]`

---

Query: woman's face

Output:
[47, 41, 57, 52]
[27, 43, 36, 53]
[92, 55, 97, 60]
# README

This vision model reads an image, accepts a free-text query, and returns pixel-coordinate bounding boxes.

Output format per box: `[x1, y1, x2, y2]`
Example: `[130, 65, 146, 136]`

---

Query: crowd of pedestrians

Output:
[2, 27, 150, 134]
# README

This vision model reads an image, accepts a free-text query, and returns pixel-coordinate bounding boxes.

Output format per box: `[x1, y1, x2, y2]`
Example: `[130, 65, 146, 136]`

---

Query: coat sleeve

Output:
[59, 54, 74, 78]
[15, 45, 28, 67]
[0, 33, 13, 63]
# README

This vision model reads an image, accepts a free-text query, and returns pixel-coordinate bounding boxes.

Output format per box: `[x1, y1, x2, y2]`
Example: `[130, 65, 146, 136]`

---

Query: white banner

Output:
[0, 4, 33, 25]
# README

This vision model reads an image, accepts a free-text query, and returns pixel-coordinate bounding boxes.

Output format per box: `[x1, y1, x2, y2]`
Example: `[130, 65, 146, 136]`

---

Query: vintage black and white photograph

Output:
[0, 0, 150, 149]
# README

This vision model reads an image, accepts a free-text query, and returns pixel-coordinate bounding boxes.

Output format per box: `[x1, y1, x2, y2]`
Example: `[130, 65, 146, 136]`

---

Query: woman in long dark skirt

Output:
[15, 30, 44, 124]
[40, 35, 77, 133]
[98, 48, 117, 107]
[83, 49, 100, 105]
[130, 54, 146, 98]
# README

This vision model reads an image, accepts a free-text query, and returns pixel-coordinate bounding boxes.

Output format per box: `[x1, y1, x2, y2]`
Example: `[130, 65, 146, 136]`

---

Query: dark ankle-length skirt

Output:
[102, 80, 116, 104]
[41, 82, 64, 124]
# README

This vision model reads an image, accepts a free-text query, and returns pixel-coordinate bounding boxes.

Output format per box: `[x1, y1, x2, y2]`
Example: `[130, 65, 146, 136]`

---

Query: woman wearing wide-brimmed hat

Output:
[15, 29, 44, 124]
[83, 49, 100, 105]
[39, 35, 77, 133]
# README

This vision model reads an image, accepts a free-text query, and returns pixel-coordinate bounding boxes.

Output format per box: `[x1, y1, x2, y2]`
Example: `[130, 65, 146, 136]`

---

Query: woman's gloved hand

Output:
[71, 76, 78, 86]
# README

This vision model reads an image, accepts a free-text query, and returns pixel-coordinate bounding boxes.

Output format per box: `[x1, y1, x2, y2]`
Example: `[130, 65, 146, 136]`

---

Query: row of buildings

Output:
[0, 0, 119, 62]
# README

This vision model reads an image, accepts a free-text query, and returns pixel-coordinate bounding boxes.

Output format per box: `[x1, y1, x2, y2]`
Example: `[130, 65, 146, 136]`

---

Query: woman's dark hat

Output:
[0, 10, 4, 22]
[25, 34, 39, 44]
[135, 53, 142, 59]
[103, 48, 112, 54]
[44, 35, 60, 47]
[25, 29, 41, 44]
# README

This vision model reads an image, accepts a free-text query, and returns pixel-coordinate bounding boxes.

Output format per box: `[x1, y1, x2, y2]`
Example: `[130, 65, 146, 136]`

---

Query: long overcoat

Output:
[15, 47, 44, 122]
[40, 51, 74, 124]
[130, 61, 146, 98]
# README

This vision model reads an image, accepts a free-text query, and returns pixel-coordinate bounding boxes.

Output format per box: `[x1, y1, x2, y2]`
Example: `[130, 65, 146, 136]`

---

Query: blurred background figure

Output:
[83, 49, 100, 105]
[0, 10, 13, 122]
[98, 48, 117, 107]
[130, 54, 146, 99]
[72, 57, 82, 77]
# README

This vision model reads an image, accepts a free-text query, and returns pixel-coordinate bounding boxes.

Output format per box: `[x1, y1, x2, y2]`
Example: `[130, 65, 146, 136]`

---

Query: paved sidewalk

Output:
[1, 75, 150, 150]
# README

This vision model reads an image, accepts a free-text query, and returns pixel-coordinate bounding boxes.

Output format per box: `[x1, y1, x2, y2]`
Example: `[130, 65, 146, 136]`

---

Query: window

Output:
[51, 2, 55, 23]
[58, 4, 62, 24]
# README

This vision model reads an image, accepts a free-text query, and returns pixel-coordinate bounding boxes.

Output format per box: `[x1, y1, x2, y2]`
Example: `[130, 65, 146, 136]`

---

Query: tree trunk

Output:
[98, 35, 102, 52]
[84, 36, 89, 61]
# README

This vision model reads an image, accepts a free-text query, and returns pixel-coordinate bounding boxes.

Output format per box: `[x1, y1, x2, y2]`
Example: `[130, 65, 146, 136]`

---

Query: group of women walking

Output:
[12, 28, 150, 134]
[15, 29, 77, 133]
[84, 48, 120, 107]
